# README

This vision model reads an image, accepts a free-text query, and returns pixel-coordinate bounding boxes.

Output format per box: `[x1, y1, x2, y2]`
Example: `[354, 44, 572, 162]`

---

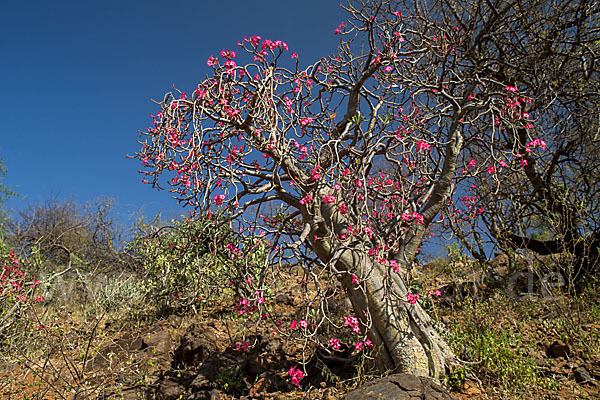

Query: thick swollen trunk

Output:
[312, 238, 455, 380]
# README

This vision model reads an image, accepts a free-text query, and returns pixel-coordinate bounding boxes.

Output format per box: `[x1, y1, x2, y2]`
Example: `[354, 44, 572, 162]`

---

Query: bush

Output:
[7, 197, 126, 274]
[128, 211, 262, 314]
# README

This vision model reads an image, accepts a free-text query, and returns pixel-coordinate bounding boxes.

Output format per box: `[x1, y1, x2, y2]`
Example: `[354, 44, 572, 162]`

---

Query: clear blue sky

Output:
[0, 0, 347, 225]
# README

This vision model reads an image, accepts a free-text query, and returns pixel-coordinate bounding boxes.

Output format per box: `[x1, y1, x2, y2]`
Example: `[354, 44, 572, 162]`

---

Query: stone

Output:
[157, 379, 186, 400]
[187, 389, 221, 400]
[546, 341, 571, 358]
[574, 366, 592, 383]
[344, 373, 457, 400]
[174, 322, 223, 367]
[189, 351, 247, 391]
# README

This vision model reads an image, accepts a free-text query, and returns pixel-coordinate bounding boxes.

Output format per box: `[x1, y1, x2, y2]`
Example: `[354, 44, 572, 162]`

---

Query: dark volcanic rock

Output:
[344, 373, 457, 400]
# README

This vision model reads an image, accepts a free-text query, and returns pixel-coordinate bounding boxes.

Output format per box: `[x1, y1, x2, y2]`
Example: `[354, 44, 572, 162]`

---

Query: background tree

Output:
[133, 0, 588, 379]
[7, 197, 125, 273]
[440, 0, 600, 282]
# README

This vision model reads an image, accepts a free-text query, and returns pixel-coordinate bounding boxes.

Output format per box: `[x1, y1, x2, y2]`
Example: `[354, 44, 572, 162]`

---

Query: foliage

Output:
[447, 299, 547, 395]
[129, 212, 266, 313]
[0, 250, 41, 341]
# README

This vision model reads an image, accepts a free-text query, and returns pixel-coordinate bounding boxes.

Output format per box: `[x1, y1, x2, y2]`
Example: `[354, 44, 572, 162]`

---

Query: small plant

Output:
[212, 366, 245, 392]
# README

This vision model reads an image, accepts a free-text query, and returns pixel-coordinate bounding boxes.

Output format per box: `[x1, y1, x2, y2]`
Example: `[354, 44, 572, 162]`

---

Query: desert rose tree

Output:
[135, 0, 549, 379]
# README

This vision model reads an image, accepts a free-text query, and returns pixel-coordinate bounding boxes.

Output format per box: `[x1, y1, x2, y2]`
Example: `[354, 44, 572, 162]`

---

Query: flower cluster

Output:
[344, 315, 360, 333]
[288, 366, 305, 386]
[406, 292, 420, 304]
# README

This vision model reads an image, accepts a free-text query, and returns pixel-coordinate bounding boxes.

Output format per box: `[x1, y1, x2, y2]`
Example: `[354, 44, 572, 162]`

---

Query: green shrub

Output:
[128, 212, 265, 314]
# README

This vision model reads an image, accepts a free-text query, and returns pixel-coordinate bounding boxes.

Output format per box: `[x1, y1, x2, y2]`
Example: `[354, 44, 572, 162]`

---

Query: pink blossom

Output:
[300, 117, 313, 126]
[213, 194, 226, 205]
[207, 56, 219, 67]
[406, 292, 420, 304]
[249, 36, 261, 47]
[323, 194, 336, 204]
[329, 337, 341, 350]
[505, 86, 518, 92]
[288, 367, 305, 386]
[416, 140, 431, 151]
[487, 166, 495, 174]
[220, 49, 237, 59]
[389, 259, 399, 273]
[311, 168, 320, 181]
[334, 22, 346, 35]
[299, 194, 313, 205]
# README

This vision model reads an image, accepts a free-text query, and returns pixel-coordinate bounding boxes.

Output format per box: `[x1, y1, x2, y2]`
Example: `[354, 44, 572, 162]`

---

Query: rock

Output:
[344, 373, 457, 400]
[546, 341, 571, 358]
[174, 322, 224, 367]
[246, 338, 287, 374]
[187, 389, 221, 400]
[249, 376, 270, 397]
[146, 329, 172, 355]
[574, 366, 592, 383]
[275, 293, 293, 305]
[157, 379, 186, 400]
[189, 351, 247, 391]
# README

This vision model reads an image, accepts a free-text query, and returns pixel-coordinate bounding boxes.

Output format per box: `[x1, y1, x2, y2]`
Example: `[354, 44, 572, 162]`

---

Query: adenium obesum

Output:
[135, 0, 549, 380]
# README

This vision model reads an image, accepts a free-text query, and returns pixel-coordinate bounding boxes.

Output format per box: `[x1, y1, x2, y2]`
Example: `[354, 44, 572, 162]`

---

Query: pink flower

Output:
[300, 117, 313, 126]
[220, 49, 237, 59]
[311, 168, 320, 181]
[291, 52, 298, 59]
[406, 292, 420, 304]
[334, 22, 346, 35]
[323, 195, 336, 204]
[249, 35, 261, 47]
[290, 320, 298, 329]
[299, 194, 313, 205]
[288, 367, 305, 386]
[487, 166, 495, 174]
[207, 56, 219, 67]
[520, 159, 528, 167]
[389, 259, 399, 273]
[416, 141, 431, 151]
[329, 338, 341, 350]
[299, 319, 308, 328]
[213, 194, 226, 205]
[505, 86, 518, 92]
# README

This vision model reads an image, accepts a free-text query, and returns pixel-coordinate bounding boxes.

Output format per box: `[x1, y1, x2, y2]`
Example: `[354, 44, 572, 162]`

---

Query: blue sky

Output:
[0, 0, 347, 225]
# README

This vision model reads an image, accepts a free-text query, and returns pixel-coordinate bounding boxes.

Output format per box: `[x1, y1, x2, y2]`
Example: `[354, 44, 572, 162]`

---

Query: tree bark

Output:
[311, 237, 454, 380]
